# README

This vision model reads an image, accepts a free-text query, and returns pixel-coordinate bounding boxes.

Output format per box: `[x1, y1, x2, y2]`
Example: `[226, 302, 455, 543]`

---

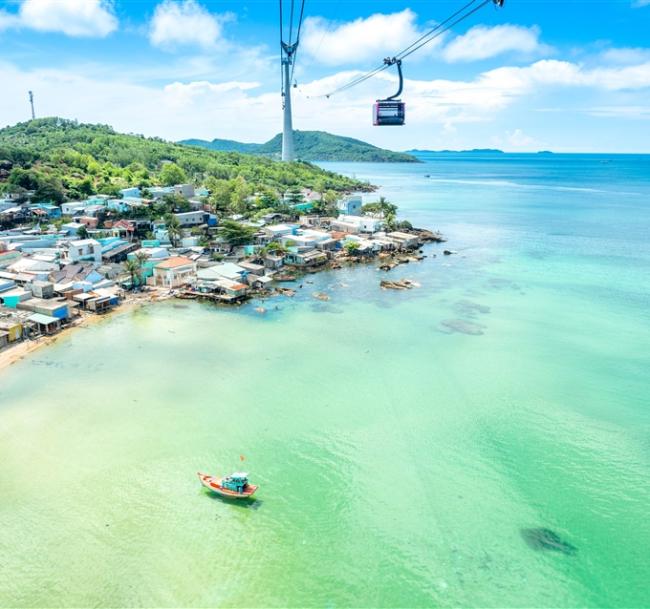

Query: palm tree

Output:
[164, 214, 182, 247]
[124, 258, 140, 291]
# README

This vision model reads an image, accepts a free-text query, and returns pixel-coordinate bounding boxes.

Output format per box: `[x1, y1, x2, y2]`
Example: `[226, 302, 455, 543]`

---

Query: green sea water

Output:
[1, 155, 649, 607]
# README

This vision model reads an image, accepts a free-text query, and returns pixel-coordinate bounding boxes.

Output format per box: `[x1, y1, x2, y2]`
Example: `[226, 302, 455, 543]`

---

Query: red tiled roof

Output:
[155, 256, 194, 269]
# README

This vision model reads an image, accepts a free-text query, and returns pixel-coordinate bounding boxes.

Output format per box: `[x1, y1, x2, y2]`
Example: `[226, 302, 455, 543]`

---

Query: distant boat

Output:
[197, 472, 258, 499]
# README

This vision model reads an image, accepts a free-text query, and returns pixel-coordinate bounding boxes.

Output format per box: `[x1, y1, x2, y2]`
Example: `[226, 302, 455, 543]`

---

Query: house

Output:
[337, 195, 363, 216]
[0, 287, 34, 308]
[30, 203, 62, 219]
[50, 264, 106, 293]
[76, 216, 99, 229]
[60, 222, 86, 236]
[264, 254, 284, 270]
[102, 241, 139, 263]
[284, 249, 328, 267]
[263, 224, 297, 241]
[331, 215, 383, 234]
[174, 211, 207, 227]
[18, 297, 70, 320]
[194, 277, 248, 300]
[0, 314, 23, 342]
[110, 220, 136, 241]
[151, 256, 196, 288]
[27, 312, 61, 335]
[61, 202, 87, 215]
[29, 280, 54, 299]
[196, 262, 248, 284]
[238, 261, 265, 277]
[60, 239, 102, 265]
[386, 231, 420, 249]
[148, 186, 174, 200]
[119, 187, 141, 199]
[173, 184, 195, 199]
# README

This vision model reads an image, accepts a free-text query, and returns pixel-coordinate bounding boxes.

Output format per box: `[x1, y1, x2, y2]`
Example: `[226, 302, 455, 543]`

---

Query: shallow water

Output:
[1, 154, 649, 607]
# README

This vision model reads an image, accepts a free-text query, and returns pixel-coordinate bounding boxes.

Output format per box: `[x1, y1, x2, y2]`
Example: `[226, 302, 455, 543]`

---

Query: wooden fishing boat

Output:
[197, 472, 258, 499]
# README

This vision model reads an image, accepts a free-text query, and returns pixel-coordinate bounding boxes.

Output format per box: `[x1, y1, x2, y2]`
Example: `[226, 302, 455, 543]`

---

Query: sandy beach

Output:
[0, 289, 168, 374]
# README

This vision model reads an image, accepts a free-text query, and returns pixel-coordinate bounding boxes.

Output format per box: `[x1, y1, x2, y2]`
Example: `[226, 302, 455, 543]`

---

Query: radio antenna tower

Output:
[28, 91, 35, 120]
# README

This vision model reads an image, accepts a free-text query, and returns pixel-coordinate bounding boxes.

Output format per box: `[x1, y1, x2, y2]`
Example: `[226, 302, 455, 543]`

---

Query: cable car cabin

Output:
[373, 100, 405, 126]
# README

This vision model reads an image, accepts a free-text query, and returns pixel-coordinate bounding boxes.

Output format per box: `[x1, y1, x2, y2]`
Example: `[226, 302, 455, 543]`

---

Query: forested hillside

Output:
[0, 119, 371, 203]
[181, 130, 418, 163]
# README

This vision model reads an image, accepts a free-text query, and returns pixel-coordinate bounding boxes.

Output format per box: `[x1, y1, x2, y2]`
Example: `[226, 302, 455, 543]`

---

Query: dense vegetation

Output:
[0, 119, 372, 204]
[181, 130, 419, 163]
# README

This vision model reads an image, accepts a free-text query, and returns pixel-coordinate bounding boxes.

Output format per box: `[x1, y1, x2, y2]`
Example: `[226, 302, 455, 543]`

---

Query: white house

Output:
[174, 211, 206, 227]
[151, 256, 196, 288]
[336, 195, 363, 216]
[59, 239, 102, 265]
[61, 202, 88, 215]
[331, 215, 383, 234]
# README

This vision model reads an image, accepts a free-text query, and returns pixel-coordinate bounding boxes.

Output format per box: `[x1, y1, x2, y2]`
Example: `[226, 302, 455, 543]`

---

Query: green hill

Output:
[180, 130, 419, 163]
[0, 119, 371, 203]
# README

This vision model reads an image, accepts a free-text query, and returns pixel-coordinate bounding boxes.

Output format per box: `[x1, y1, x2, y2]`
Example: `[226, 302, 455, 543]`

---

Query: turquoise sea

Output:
[1, 154, 649, 608]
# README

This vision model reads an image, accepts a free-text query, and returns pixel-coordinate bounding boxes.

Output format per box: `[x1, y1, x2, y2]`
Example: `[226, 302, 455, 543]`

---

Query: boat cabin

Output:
[222, 472, 249, 493]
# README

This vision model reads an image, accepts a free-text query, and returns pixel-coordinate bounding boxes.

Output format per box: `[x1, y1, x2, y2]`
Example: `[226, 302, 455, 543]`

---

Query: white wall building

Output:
[60, 239, 102, 265]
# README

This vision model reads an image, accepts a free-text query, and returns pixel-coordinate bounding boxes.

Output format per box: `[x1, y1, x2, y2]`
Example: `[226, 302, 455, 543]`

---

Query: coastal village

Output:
[0, 181, 444, 355]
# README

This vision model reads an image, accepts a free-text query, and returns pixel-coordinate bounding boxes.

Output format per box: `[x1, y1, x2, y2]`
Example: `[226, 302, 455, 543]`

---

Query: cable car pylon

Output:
[281, 41, 297, 162]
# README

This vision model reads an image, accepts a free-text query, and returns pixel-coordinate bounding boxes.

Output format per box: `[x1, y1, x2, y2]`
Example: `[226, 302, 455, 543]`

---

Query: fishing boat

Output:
[197, 472, 258, 499]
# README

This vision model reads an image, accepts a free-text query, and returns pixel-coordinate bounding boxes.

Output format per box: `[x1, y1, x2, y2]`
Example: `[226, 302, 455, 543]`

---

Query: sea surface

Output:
[1, 153, 649, 608]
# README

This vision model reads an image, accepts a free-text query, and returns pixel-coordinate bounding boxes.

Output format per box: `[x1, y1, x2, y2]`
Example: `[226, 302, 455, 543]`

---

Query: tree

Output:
[124, 258, 141, 290]
[219, 219, 256, 246]
[344, 241, 360, 255]
[164, 213, 182, 247]
[76, 225, 89, 239]
[159, 162, 187, 187]
[362, 196, 398, 229]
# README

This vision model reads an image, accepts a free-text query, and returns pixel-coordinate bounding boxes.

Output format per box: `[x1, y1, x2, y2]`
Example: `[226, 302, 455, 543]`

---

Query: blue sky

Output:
[1, 0, 649, 151]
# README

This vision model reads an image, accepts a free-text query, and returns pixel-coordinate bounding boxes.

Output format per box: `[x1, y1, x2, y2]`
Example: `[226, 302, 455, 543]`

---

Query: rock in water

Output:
[440, 319, 485, 335]
[520, 528, 577, 555]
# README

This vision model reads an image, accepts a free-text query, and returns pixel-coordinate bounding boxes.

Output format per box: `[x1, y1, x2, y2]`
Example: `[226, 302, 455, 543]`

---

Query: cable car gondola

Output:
[373, 58, 405, 126]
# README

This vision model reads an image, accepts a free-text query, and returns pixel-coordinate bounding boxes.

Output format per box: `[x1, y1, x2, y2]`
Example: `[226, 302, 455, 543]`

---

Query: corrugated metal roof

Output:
[28, 313, 60, 325]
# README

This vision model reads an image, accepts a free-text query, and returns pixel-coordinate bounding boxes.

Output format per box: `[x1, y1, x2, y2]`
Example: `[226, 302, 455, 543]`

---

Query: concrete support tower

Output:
[29, 91, 35, 120]
[281, 56, 295, 162]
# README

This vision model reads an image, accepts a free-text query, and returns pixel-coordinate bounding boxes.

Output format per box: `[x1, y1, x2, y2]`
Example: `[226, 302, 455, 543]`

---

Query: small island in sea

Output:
[0, 118, 443, 366]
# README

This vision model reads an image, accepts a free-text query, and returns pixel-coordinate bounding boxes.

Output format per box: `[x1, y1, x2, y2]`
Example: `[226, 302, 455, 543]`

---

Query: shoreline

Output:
[0, 231, 445, 375]
[0, 290, 167, 375]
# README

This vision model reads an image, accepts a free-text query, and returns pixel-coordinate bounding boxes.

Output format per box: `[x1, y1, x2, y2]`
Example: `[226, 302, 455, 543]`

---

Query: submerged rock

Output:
[312, 292, 330, 301]
[440, 319, 486, 335]
[454, 300, 491, 317]
[520, 528, 577, 555]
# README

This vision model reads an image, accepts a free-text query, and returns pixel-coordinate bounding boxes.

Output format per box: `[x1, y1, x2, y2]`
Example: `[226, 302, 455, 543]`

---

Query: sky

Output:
[0, 0, 649, 152]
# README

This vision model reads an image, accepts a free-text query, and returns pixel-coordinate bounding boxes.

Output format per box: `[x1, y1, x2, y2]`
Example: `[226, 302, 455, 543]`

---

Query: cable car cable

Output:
[289, 0, 306, 86]
[321, 0, 502, 99]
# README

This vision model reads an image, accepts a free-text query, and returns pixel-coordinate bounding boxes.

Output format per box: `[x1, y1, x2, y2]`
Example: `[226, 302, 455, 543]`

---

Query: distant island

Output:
[181, 130, 420, 163]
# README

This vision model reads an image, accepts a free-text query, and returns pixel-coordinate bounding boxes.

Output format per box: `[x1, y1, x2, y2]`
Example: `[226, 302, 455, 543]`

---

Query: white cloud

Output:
[0, 0, 118, 37]
[1, 51, 649, 152]
[301, 10, 443, 67]
[599, 47, 650, 65]
[149, 0, 224, 50]
[442, 24, 549, 62]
